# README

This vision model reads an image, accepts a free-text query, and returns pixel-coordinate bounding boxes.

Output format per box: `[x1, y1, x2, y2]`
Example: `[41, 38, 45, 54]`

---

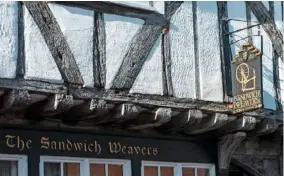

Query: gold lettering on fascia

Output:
[41, 137, 101, 155]
[108, 141, 158, 156]
[3, 135, 159, 156]
[5, 135, 32, 151]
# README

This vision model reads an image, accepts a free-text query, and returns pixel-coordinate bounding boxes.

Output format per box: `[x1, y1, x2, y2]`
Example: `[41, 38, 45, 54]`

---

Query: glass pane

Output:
[108, 165, 123, 176]
[197, 168, 210, 176]
[144, 166, 158, 176]
[0, 161, 18, 176]
[44, 162, 61, 176]
[161, 167, 174, 176]
[90, 164, 105, 176]
[64, 163, 80, 176]
[182, 167, 195, 176]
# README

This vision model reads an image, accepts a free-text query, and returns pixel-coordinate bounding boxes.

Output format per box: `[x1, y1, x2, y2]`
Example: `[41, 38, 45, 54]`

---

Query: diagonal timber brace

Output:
[23, 2, 84, 85]
[246, 1, 283, 58]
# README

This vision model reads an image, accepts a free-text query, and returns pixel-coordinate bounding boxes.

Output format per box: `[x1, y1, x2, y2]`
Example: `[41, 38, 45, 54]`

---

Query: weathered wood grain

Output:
[111, 2, 183, 89]
[93, 12, 106, 87]
[55, 1, 167, 26]
[184, 113, 236, 134]
[218, 132, 246, 171]
[113, 103, 146, 120]
[217, 2, 233, 101]
[43, 94, 74, 116]
[247, 118, 279, 137]
[160, 110, 205, 132]
[128, 108, 174, 130]
[23, 2, 84, 85]
[0, 78, 67, 94]
[218, 116, 258, 134]
[246, 1, 283, 58]
[162, 2, 184, 96]
[69, 87, 230, 112]
[16, 2, 25, 78]
[111, 24, 162, 89]
[0, 90, 30, 112]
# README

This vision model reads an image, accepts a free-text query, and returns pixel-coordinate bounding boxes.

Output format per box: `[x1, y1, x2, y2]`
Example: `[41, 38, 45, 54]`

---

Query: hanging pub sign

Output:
[231, 42, 263, 114]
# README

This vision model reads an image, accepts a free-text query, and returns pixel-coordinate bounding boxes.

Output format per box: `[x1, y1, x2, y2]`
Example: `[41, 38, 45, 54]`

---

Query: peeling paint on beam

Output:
[54, 1, 168, 26]
[23, 2, 84, 85]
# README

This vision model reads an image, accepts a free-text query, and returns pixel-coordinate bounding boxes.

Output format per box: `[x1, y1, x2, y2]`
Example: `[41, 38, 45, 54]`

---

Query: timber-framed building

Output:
[0, 1, 283, 176]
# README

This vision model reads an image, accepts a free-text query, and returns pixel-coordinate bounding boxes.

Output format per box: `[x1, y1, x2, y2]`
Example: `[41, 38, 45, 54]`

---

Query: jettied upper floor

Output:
[0, 1, 283, 176]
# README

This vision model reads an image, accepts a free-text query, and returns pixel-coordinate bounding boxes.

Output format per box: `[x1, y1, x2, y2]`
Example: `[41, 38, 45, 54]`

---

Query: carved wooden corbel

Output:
[113, 103, 146, 121]
[218, 116, 257, 134]
[43, 94, 73, 116]
[0, 89, 31, 112]
[161, 110, 204, 132]
[247, 118, 279, 137]
[128, 108, 174, 130]
[184, 113, 236, 134]
[218, 132, 246, 172]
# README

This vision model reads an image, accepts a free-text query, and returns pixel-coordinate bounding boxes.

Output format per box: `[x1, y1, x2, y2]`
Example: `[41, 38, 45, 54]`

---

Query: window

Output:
[0, 154, 27, 176]
[142, 161, 215, 176]
[40, 156, 131, 176]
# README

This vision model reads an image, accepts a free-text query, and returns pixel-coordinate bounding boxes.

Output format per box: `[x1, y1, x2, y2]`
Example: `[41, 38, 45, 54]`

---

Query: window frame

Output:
[40, 156, 131, 176]
[0, 154, 28, 176]
[141, 160, 216, 176]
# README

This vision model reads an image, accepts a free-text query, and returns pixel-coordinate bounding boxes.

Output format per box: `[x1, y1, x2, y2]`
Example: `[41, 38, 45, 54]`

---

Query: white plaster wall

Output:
[196, 2, 223, 102]
[170, 2, 196, 99]
[24, 6, 63, 83]
[0, 2, 18, 78]
[48, 3, 94, 87]
[251, 1, 276, 110]
[274, 1, 284, 108]
[104, 14, 144, 89]
[130, 35, 163, 95]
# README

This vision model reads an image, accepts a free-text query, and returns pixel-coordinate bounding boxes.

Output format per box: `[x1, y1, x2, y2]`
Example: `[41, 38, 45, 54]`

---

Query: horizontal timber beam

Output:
[54, 1, 168, 26]
[69, 87, 230, 112]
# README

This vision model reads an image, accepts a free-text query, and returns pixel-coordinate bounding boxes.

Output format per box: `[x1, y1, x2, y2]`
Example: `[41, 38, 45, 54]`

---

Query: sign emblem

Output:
[231, 42, 263, 114]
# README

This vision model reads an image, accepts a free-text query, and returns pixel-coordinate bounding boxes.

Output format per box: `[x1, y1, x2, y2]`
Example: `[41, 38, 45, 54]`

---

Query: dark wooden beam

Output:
[93, 12, 106, 87]
[111, 2, 183, 89]
[247, 118, 279, 137]
[23, 2, 84, 85]
[70, 87, 230, 112]
[128, 108, 174, 130]
[0, 78, 231, 113]
[16, 2, 25, 78]
[54, 1, 167, 26]
[218, 132, 246, 172]
[217, 1, 233, 100]
[162, 2, 184, 95]
[0, 78, 67, 94]
[111, 24, 162, 89]
[184, 113, 236, 135]
[246, 1, 283, 58]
